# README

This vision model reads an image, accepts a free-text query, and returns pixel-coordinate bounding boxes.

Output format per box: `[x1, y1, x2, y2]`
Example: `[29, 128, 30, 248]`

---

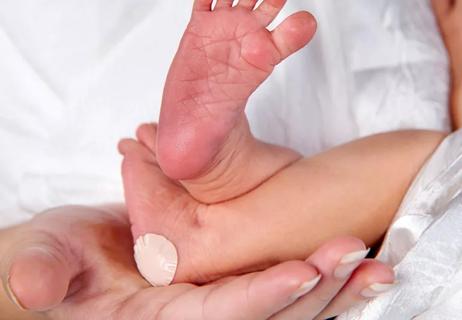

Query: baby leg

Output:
[120, 128, 445, 284]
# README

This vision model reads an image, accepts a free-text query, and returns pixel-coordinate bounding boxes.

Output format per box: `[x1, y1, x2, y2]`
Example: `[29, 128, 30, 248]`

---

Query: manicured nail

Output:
[334, 248, 370, 279]
[3, 276, 26, 310]
[360, 282, 397, 298]
[134, 233, 178, 287]
[290, 274, 322, 301]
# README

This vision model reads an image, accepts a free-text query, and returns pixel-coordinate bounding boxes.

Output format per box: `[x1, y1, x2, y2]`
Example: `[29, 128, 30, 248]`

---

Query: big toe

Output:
[272, 11, 317, 60]
[136, 123, 158, 155]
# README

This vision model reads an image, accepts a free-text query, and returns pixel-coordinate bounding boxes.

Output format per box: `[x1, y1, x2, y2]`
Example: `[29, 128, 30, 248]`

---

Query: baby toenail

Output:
[134, 234, 178, 287]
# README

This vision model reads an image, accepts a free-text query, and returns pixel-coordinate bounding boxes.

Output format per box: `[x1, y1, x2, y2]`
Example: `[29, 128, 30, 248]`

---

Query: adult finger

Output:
[272, 237, 369, 320]
[431, 0, 452, 19]
[456, 0, 462, 12]
[1, 225, 80, 312]
[157, 261, 321, 320]
[316, 259, 395, 320]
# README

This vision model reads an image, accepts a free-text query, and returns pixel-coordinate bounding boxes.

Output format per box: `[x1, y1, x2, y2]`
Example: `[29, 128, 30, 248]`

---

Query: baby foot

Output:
[120, 124, 317, 285]
[119, 125, 211, 284]
[432, 0, 462, 129]
[120, 125, 268, 284]
[157, 0, 316, 202]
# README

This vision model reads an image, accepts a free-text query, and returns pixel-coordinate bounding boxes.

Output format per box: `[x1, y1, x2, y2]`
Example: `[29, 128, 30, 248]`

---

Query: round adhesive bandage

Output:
[134, 233, 178, 287]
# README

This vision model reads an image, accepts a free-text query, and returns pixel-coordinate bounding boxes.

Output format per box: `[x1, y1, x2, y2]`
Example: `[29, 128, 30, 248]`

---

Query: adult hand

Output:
[1, 206, 393, 320]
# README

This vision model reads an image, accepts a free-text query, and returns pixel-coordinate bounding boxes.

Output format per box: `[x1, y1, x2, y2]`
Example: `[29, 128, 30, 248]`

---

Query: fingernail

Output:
[134, 233, 178, 287]
[334, 248, 370, 279]
[360, 282, 397, 298]
[290, 274, 322, 301]
[3, 276, 26, 310]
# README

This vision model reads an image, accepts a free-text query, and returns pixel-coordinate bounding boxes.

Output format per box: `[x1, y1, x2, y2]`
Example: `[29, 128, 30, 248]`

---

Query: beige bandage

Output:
[134, 234, 178, 287]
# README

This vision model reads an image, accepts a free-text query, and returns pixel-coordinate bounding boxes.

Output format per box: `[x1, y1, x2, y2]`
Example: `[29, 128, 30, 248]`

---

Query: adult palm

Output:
[1, 205, 329, 320]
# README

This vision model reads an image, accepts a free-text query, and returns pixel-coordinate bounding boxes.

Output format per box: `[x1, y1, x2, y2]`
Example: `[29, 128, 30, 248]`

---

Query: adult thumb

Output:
[2, 231, 76, 312]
